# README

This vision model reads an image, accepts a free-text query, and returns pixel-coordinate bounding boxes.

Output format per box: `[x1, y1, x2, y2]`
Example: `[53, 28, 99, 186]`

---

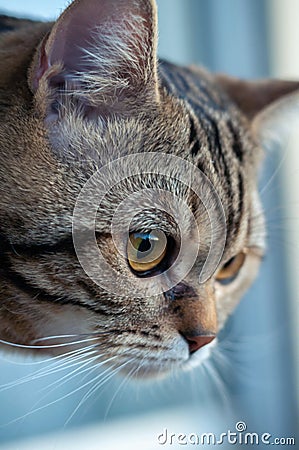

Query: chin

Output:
[117, 341, 217, 381]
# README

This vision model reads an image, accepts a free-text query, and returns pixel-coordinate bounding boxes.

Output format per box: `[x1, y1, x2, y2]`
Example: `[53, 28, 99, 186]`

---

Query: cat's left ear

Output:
[216, 75, 299, 148]
[29, 0, 159, 119]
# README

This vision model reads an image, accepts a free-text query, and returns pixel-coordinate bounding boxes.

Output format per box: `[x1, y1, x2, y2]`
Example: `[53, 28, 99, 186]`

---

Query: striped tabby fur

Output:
[0, 0, 298, 377]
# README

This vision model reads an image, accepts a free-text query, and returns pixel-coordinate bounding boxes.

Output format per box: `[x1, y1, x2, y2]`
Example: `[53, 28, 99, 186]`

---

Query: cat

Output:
[0, 0, 298, 378]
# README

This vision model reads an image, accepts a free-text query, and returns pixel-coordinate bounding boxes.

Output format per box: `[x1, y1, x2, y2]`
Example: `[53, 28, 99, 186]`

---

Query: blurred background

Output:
[0, 1, 298, 449]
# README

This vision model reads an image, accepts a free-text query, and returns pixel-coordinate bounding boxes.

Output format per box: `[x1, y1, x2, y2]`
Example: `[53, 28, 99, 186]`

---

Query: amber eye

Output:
[216, 252, 246, 284]
[127, 230, 167, 273]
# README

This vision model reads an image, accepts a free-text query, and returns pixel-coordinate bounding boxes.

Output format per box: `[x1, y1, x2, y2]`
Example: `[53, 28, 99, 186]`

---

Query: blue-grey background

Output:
[0, 0, 297, 448]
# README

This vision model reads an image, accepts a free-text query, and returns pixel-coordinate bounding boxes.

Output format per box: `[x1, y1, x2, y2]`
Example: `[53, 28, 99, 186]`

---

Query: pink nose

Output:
[183, 334, 216, 354]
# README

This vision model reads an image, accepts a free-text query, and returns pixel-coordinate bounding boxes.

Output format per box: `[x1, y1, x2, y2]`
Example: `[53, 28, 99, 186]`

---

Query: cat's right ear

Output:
[216, 74, 299, 149]
[29, 0, 159, 121]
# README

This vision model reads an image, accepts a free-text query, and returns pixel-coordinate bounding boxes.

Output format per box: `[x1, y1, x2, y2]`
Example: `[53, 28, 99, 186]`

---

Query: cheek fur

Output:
[0, 0, 282, 380]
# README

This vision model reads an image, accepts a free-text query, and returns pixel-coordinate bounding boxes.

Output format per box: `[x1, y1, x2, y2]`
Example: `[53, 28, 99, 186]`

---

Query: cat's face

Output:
[0, 0, 298, 378]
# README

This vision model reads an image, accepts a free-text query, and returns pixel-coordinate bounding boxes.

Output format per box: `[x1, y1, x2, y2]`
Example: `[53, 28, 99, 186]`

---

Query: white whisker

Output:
[1, 354, 120, 427]
[23, 352, 103, 421]
[104, 361, 137, 420]
[0, 344, 91, 367]
[36, 351, 100, 395]
[260, 148, 289, 197]
[0, 335, 109, 350]
[32, 331, 113, 343]
[0, 346, 97, 392]
[63, 357, 135, 428]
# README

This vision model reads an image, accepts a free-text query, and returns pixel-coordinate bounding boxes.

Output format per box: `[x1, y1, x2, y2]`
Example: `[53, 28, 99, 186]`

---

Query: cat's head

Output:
[0, 0, 299, 378]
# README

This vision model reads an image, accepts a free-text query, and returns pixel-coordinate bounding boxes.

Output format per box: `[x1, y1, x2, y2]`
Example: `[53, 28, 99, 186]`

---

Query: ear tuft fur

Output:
[67, 13, 154, 106]
[30, 0, 159, 120]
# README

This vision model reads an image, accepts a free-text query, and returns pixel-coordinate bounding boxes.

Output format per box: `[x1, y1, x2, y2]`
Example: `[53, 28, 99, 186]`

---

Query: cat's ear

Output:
[29, 0, 158, 120]
[216, 75, 299, 148]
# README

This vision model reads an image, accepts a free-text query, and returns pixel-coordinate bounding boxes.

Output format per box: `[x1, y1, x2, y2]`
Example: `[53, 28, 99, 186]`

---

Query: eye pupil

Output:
[138, 238, 151, 253]
[222, 256, 235, 269]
